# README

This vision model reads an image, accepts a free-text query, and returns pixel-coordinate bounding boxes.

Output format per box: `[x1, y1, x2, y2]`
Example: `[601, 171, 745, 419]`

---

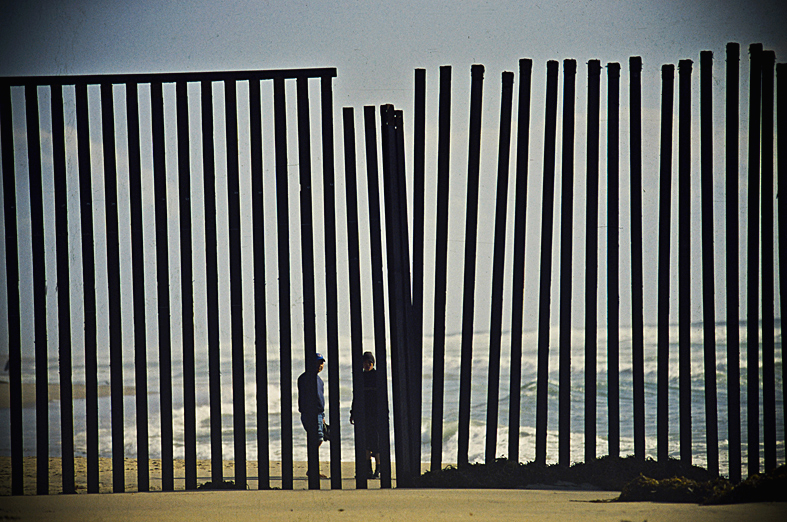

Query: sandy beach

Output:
[1, 457, 785, 521]
[0, 457, 400, 495]
[1, 485, 785, 521]
[2, 384, 785, 520]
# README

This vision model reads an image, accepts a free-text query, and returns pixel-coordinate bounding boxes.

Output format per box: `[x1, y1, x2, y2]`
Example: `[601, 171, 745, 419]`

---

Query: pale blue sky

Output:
[0, 1, 783, 358]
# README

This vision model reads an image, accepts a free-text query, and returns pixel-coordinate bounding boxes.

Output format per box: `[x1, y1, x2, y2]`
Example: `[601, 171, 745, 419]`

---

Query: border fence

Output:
[0, 42, 784, 494]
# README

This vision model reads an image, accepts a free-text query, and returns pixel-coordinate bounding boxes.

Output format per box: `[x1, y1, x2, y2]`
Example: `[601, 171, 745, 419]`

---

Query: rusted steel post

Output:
[151, 81, 174, 490]
[381, 104, 413, 484]
[100, 81, 125, 493]
[607, 62, 621, 459]
[51, 84, 75, 494]
[458, 64, 485, 467]
[509, 59, 532, 464]
[747, 43, 763, 478]
[25, 84, 49, 495]
[127, 81, 149, 492]
[725, 42, 742, 483]
[657, 64, 675, 463]
[412, 70, 426, 460]
[76, 82, 100, 493]
[175, 80, 197, 491]
[249, 78, 270, 490]
[536, 60, 559, 465]
[225, 79, 247, 489]
[272, 78, 294, 489]
[394, 109, 420, 475]
[398, 107, 419, 481]
[431, 66, 452, 471]
[343, 107, 368, 490]
[760, 50, 776, 473]
[0, 82, 23, 496]
[363, 105, 393, 488]
[558, 59, 577, 468]
[201, 79, 223, 485]
[777, 62, 787, 466]
[700, 51, 719, 476]
[321, 76, 342, 489]
[677, 59, 693, 465]
[629, 56, 645, 461]
[296, 77, 320, 490]
[584, 60, 601, 463]
[486, 70, 515, 464]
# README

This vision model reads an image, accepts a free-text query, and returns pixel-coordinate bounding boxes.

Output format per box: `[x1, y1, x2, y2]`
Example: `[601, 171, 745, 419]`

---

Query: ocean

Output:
[1, 323, 783, 480]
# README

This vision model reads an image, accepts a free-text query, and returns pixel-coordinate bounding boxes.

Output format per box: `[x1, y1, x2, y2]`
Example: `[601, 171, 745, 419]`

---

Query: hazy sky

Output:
[0, 0, 784, 358]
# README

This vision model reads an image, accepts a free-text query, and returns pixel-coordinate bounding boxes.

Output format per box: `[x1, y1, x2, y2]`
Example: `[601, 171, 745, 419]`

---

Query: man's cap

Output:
[362, 351, 375, 364]
[316, 352, 325, 362]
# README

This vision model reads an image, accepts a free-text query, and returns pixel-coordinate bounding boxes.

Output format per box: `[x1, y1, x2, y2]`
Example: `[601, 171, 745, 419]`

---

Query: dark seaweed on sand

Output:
[412, 456, 716, 490]
[705, 465, 787, 504]
[414, 456, 787, 505]
[197, 480, 243, 490]
[617, 466, 787, 504]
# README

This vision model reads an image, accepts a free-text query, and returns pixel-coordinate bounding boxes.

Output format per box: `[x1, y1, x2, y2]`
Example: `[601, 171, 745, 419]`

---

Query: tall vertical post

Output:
[398, 107, 416, 483]
[777, 62, 786, 464]
[363, 106, 392, 488]
[1, 82, 23, 496]
[51, 84, 75, 494]
[343, 107, 368, 490]
[677, 59, 693, 465]
[321, 76, 342, 489]
[176, 80, 197, 491]
[297, 77, 320, 491]
[225, 79, 247, 489]
[430, 66, 452, 471]
[272, 78, 293, 489]
[536, 60, 560, 465]
[760, 50, 776, 473]
[699, 51, 719, 476]
[458, 65, 485, 467]
[201, 80, 223, 485]
[629, 56, 646, 461]
[76, 82, 100, 493]
[486, 70, 515, 463]
[746, 43, 763, 478]
[412, 70, 426, 466]
[26, 84, 49, 495]
[607, 62, 621, 459]
[657, 65, 675, 463]
[725, 43, 742, 483]
[100, 82, 125, 493]
[509, 59, 532, 464]
[394, 109, 420, 476]
[380, 104, 412, 484]
[558, 60, 576, 468]
[249, 78, 270, 490]
[584, 60, 601, 463]
[151, 81, 174, 491]
[127, 82, 149, 492]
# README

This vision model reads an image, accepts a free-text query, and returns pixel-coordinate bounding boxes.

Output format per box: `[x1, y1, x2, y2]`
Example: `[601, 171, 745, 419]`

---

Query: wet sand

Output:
[1, 483, 785, 521]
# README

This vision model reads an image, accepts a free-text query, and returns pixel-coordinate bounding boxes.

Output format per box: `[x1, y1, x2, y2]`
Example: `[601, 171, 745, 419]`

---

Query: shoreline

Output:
[0, 456, 424, 495]
[0, 382, 136, 409]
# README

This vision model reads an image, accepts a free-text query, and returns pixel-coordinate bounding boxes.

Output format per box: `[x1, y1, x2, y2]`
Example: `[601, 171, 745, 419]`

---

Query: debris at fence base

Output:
[197, 480, 241, 490]
[617, 474, 731, 503]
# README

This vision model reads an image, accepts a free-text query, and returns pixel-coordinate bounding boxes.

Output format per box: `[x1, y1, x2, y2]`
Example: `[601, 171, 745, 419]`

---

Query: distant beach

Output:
[0, 456, 403, 495]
